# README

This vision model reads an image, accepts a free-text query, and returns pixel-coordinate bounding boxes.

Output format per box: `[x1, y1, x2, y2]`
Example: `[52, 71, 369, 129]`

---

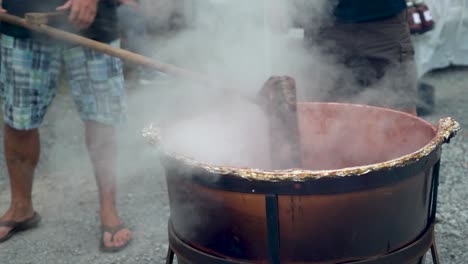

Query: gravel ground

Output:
[0, 67, 467, 264]
[417, 67, 468, 264]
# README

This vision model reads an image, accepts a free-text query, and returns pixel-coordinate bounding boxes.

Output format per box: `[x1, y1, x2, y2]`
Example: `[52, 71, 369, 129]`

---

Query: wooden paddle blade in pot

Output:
[258, 76, 302, 169]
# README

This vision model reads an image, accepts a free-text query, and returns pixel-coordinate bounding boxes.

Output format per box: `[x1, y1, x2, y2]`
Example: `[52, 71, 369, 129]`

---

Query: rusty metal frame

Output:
[166, 220, 439, 264]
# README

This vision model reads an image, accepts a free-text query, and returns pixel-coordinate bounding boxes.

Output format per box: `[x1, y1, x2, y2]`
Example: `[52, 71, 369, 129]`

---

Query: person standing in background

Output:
[303, 0, 418, 114]
[116, 0, 153, 83]
[0, 0, 132, 252]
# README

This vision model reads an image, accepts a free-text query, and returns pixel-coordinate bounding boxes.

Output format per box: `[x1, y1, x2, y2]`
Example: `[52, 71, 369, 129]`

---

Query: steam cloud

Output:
[120, 0, 415, 171]
[122, 0, 341, 169]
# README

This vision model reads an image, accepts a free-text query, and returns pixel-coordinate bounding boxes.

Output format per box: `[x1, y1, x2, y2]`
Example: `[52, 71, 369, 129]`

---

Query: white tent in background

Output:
[413, 0, 468, 77]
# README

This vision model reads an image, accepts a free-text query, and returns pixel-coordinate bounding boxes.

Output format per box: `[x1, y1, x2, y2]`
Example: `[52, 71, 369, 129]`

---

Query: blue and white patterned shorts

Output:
[0, 34, 127, 130]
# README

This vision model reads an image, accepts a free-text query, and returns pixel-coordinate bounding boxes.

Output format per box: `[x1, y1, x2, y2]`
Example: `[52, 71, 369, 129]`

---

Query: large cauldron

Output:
[143, 103, 459, 264]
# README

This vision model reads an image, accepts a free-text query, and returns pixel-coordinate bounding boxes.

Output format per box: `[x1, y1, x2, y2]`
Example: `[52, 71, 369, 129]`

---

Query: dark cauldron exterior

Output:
[156, 103, 458, 264]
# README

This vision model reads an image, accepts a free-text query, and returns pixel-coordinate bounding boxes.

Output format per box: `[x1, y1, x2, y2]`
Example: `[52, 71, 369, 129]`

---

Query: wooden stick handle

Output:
[0, 12, 213, 86]
[0, 12, 260, 105]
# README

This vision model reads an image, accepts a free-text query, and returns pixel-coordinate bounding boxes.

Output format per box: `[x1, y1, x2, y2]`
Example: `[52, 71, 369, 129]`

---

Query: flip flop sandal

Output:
[100, 223, 132, 253]
[0, 212, 41, 243]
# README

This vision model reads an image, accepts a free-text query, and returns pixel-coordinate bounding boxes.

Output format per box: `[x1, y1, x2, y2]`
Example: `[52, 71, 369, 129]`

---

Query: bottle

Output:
[406, 1, 423, 34]
[415, 0, 434, 32]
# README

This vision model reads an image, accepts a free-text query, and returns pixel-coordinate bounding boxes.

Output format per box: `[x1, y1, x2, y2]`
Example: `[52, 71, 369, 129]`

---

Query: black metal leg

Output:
[166, 247, 175, 264]
[429, 161, 441, 223]
[430, 239, 440, 264]
[429, 160, 441, 264]
[419, 255, 425, 264]
[265, 194, 280, 264]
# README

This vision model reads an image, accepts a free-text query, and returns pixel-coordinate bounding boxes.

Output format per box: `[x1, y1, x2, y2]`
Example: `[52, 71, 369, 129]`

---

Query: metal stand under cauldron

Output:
[166, 223, 439, 264]
[142, 103, 460, 264]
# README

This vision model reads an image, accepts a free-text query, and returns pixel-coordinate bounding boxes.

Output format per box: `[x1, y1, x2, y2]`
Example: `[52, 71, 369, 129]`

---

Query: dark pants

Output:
[305, 11, 417, 110]
[117, 5, 148, 55]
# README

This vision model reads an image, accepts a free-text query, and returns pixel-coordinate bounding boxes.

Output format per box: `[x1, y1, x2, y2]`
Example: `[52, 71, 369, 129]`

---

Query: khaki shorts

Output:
[306, 11, 417, 110]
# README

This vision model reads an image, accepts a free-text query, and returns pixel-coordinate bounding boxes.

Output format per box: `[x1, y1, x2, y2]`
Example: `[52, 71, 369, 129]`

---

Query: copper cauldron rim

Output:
[142, 103, 460, 182]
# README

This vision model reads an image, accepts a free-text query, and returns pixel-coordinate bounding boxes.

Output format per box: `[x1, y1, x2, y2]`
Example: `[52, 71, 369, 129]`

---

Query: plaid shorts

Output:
[0, 34, 127, 130]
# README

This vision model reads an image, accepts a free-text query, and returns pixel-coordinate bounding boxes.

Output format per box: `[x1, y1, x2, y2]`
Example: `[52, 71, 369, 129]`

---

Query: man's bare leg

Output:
[0, 125, 39, 239]
[85, 121, 131, 249]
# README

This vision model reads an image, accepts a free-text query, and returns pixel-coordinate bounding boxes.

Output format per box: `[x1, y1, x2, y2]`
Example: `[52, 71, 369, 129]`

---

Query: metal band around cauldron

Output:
[162, 148, 441, 195]
[145, 117, 460, 194]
